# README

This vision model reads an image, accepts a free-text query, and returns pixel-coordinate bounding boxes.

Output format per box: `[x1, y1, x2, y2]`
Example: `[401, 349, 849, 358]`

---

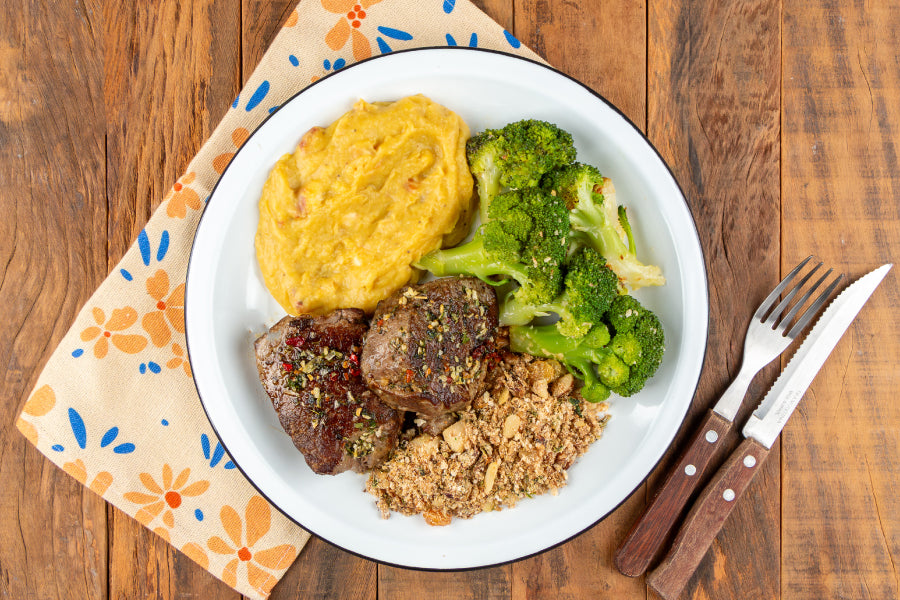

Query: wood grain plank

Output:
[507, 1, 648, 597]
[0, 0, 109, 599]
[647, 0, 782, 597]
[515, 0, 646, 129]
[102, 1, 241, 598]
[781, 0, 900, 598]
[380, 565, 512, 600]
[270, 536, 375, 600]
[104, 0, 241, 267]
[109, 507, 235, 599]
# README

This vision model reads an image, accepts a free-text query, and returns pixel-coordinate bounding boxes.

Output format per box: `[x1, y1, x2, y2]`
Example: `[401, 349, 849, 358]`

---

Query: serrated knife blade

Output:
[742, 263, 892, 448]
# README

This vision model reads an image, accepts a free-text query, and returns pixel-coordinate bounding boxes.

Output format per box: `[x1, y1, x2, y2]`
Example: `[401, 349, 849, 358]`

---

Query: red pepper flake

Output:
[282, 362, 293, 371]
[349, 353, 359, 365]
[405, 369, 414, 383]
[285, 336, 304, 347]
[350, 368, 361, 378]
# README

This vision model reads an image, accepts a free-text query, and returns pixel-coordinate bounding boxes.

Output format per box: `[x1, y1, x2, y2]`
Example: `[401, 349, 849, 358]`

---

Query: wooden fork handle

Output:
[646, 437, 770, 600]
[614, 409, 732, 577]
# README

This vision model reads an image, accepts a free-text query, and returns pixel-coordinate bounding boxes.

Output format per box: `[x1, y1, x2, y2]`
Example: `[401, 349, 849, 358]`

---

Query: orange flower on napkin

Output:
[142, 270, 186, 347]
[165, 172, 203, 218]
[167, 342, 193, 378]
[208, 496, 298, 594]
[64, 458, 114, 496]
[80, 307, 148, 358]
[16, 384, 56, 445]
[323, 0, 383, 60]
[125, 464, 210, 529]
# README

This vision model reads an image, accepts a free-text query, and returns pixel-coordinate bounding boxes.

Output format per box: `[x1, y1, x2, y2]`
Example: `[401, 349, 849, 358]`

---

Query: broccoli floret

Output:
[467, 120, 577, 222]
[582, 321, 611, 347]
[609, 333, 642, 366]
[499, 246, 619, 338]
[605, 294, 646, 334]
[542, 163, 665, 291]
[603, 295, 666, 397]
[508, 323, 614, 402]
[415, 187, 569, 305]
[509, 295, 666, 400]
[596, 351, 630, 388]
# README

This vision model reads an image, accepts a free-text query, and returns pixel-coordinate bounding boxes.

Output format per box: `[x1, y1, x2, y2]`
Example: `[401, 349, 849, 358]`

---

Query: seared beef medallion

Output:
[255, 309, 402, 475]
[361, 277, 499, 417]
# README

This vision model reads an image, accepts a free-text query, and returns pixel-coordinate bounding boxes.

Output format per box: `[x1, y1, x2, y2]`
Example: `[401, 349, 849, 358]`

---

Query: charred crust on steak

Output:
[361, 277, 500, 417]
[254, 309, 402, 475]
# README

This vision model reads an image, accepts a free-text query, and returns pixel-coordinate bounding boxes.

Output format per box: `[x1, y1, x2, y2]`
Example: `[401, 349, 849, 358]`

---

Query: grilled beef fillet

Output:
[255, 310, 402, 475]
[361, 277, 499, 417]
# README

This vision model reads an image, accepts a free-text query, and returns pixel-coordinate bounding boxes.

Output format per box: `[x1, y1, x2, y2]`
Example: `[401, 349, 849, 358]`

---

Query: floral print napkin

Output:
[16, 0, 539, 597]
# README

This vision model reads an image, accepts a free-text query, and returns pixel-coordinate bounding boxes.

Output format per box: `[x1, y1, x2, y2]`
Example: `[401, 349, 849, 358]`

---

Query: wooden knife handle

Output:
[614, 409, 732, 577]
[646, 437, 770, 600]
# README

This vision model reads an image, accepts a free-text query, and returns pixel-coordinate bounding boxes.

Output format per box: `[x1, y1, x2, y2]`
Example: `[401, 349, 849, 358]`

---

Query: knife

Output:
[646, 263, 891, 600]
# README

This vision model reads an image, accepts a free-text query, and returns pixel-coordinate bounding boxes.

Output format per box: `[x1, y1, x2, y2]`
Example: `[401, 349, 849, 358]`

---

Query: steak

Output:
[255, 310, 402, 475]
[361, 277, 499, 417]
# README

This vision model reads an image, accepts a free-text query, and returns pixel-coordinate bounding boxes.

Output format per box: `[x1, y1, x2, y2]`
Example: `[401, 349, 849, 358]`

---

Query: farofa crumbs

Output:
[366, 352, 610, 525]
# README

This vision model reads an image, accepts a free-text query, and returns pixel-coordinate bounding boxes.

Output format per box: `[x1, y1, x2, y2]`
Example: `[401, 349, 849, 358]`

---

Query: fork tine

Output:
[753, 255, 814, 320]
[775, 268, 833, 334]
[785, 273, 844, 338]
[763, 261, 823, 327]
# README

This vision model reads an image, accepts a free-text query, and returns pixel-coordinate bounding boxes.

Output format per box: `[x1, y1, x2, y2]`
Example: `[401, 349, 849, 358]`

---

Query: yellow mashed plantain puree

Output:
[255, 95, 475, 316]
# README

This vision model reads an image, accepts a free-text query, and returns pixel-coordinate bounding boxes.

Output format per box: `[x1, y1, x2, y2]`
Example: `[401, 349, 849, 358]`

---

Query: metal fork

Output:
[614, 256, 842, 578]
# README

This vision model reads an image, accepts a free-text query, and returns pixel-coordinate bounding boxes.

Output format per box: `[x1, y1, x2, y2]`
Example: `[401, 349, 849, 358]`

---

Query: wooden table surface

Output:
[2, 0, 898, 598]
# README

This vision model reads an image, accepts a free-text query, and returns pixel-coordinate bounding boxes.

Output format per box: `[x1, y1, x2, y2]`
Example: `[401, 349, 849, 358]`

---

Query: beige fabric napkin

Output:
[16, 0, 539, 597]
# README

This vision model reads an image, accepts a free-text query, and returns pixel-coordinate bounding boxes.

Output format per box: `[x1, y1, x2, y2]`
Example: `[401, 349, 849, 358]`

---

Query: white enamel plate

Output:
[186, 48, 708, 570]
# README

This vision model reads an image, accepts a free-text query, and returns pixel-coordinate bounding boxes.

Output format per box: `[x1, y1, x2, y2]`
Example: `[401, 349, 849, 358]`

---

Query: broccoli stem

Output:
[508, 323, 570, 361]
[569, 201, 627, 260]
[500, 293, 587, 337]
[414, 237, 530, 287]
[618, 206, 636, 254]
[475, 170, 499, 224]
[499, 292, 552, 326]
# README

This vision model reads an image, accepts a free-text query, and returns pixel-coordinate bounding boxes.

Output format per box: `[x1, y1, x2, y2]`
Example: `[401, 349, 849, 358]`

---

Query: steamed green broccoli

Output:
[499, 246, 619, 338]
[508, 294, 665, 400]
[604, 295, 666, 396]
[414, 187, 569, 305]
[467, 120, 577, 223]
[541, 163, 665, 291]
[605, 293, 652, 333]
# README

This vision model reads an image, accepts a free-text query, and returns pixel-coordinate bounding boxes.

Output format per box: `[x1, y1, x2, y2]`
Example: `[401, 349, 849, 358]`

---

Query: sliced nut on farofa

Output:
[365, 352, 610, 524]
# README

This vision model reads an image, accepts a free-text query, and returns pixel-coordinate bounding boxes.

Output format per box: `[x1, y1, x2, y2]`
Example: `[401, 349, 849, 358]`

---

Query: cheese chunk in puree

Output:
[255, 95, 475, 315]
